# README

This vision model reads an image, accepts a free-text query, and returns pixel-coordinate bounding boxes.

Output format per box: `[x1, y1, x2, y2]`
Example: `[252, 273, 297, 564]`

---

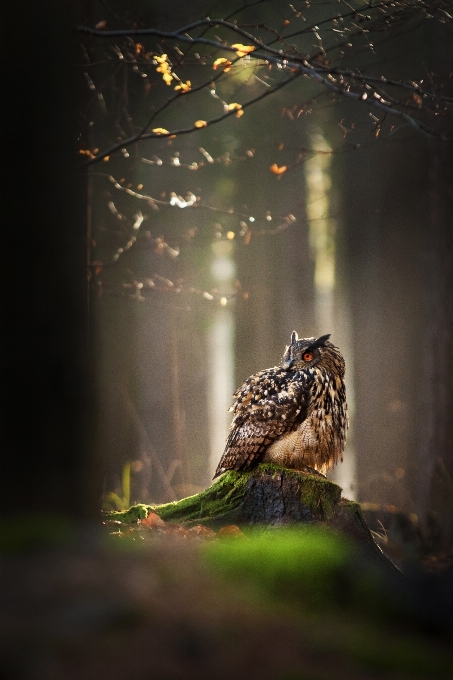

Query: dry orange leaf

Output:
[213, 57, 232, 71]
[231, 43, 256, 57]
[194, 120, 208, 128]
[174, 80, 191, 92]
[227, 102, 244, 118]
[141, 512, 165, 528]
[270, 163, 287, 175]
[188, 525, 217, 538]
[78, 149, 95, 159]
[217, 524, 246, 538]
[91, 261, 103, 276]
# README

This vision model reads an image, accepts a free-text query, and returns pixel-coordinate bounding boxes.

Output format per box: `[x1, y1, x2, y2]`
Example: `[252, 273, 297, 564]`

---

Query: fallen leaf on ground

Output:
[217, 525, 246, 538]
[141, 512, 166, 528]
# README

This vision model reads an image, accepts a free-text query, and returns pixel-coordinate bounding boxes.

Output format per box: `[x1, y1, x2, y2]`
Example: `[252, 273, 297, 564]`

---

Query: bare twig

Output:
[78, 13, 448, 162]
[83, 71, 298, 164]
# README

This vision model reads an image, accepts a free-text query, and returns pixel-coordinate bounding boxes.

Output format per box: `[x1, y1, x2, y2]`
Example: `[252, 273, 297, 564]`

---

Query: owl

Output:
[214, 332, 348, 478]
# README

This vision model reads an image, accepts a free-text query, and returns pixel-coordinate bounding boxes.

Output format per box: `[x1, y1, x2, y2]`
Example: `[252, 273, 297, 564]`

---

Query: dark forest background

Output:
[1, 0, 452, 551]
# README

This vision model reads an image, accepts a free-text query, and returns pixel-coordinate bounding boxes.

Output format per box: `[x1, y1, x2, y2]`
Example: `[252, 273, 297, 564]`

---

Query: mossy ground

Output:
[5, 528, 453, 680]
[16, 467, 446, 679]
[203, 526, 351, 608]
[202, 527, 453, 677]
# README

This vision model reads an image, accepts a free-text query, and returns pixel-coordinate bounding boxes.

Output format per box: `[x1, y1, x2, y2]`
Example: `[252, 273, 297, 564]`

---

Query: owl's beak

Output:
[281, 358, 295, 370]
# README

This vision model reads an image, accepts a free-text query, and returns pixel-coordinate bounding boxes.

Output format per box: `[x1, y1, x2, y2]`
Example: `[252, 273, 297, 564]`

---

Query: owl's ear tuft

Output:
[314, 333, 331, 347]
[290, 331, 298, 345]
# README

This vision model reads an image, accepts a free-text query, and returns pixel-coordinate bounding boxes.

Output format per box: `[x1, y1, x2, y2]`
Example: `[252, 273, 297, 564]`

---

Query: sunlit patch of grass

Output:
[203, 526, 352, 610]
[202, 527, 453, 677]
[102, 461, 131, 511]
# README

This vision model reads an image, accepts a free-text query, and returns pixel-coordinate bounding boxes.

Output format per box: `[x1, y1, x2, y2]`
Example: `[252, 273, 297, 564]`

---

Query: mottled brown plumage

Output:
[214, 332, 348, 478]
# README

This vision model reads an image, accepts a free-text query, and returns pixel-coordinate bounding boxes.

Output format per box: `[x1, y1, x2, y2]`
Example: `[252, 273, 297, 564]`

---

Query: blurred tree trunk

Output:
[418, 22, 453, 548]
[338, 21, 453, 546]
[0, 1, 98, 521]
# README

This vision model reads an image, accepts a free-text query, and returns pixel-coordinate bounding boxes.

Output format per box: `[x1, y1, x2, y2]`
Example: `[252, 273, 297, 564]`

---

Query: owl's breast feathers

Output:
[214, 360, 348, 478]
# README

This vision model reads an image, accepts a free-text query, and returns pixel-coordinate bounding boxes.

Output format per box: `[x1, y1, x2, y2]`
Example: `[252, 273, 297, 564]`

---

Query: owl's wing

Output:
[213, 367, 311, 478]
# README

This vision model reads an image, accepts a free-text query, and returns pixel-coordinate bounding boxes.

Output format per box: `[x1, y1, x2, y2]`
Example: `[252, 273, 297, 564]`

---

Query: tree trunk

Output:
[0, 1, 98, 521]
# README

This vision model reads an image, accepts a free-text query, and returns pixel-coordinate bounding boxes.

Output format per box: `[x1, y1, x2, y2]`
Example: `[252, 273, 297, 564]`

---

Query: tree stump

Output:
[106, 463, 401, 576]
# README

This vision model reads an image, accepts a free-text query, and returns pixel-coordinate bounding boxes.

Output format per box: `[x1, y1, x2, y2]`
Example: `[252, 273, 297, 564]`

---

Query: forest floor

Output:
[1, 514, 453, 680]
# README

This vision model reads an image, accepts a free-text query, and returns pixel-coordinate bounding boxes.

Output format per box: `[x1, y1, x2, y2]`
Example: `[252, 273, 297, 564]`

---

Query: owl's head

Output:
[281, 331, 344, 375]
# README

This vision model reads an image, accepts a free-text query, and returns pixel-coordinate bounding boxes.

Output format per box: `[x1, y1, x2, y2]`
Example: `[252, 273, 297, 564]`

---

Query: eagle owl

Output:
[214, 332, 348, 478]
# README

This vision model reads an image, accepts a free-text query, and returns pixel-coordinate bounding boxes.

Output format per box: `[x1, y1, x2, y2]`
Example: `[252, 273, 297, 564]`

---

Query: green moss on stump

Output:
[147, 469, 251, 527]
[298, 473, 341, 520]
[104, 469, 250, 527]
[105, 464, 345, 529]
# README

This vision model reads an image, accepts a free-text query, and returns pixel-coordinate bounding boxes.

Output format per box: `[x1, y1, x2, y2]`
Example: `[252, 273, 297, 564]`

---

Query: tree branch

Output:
[82, 72, 299, 165]
[78, 15, 447, 160]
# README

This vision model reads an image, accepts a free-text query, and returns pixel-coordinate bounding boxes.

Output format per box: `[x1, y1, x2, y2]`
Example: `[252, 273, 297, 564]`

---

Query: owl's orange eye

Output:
[303, 352, 313, 362]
